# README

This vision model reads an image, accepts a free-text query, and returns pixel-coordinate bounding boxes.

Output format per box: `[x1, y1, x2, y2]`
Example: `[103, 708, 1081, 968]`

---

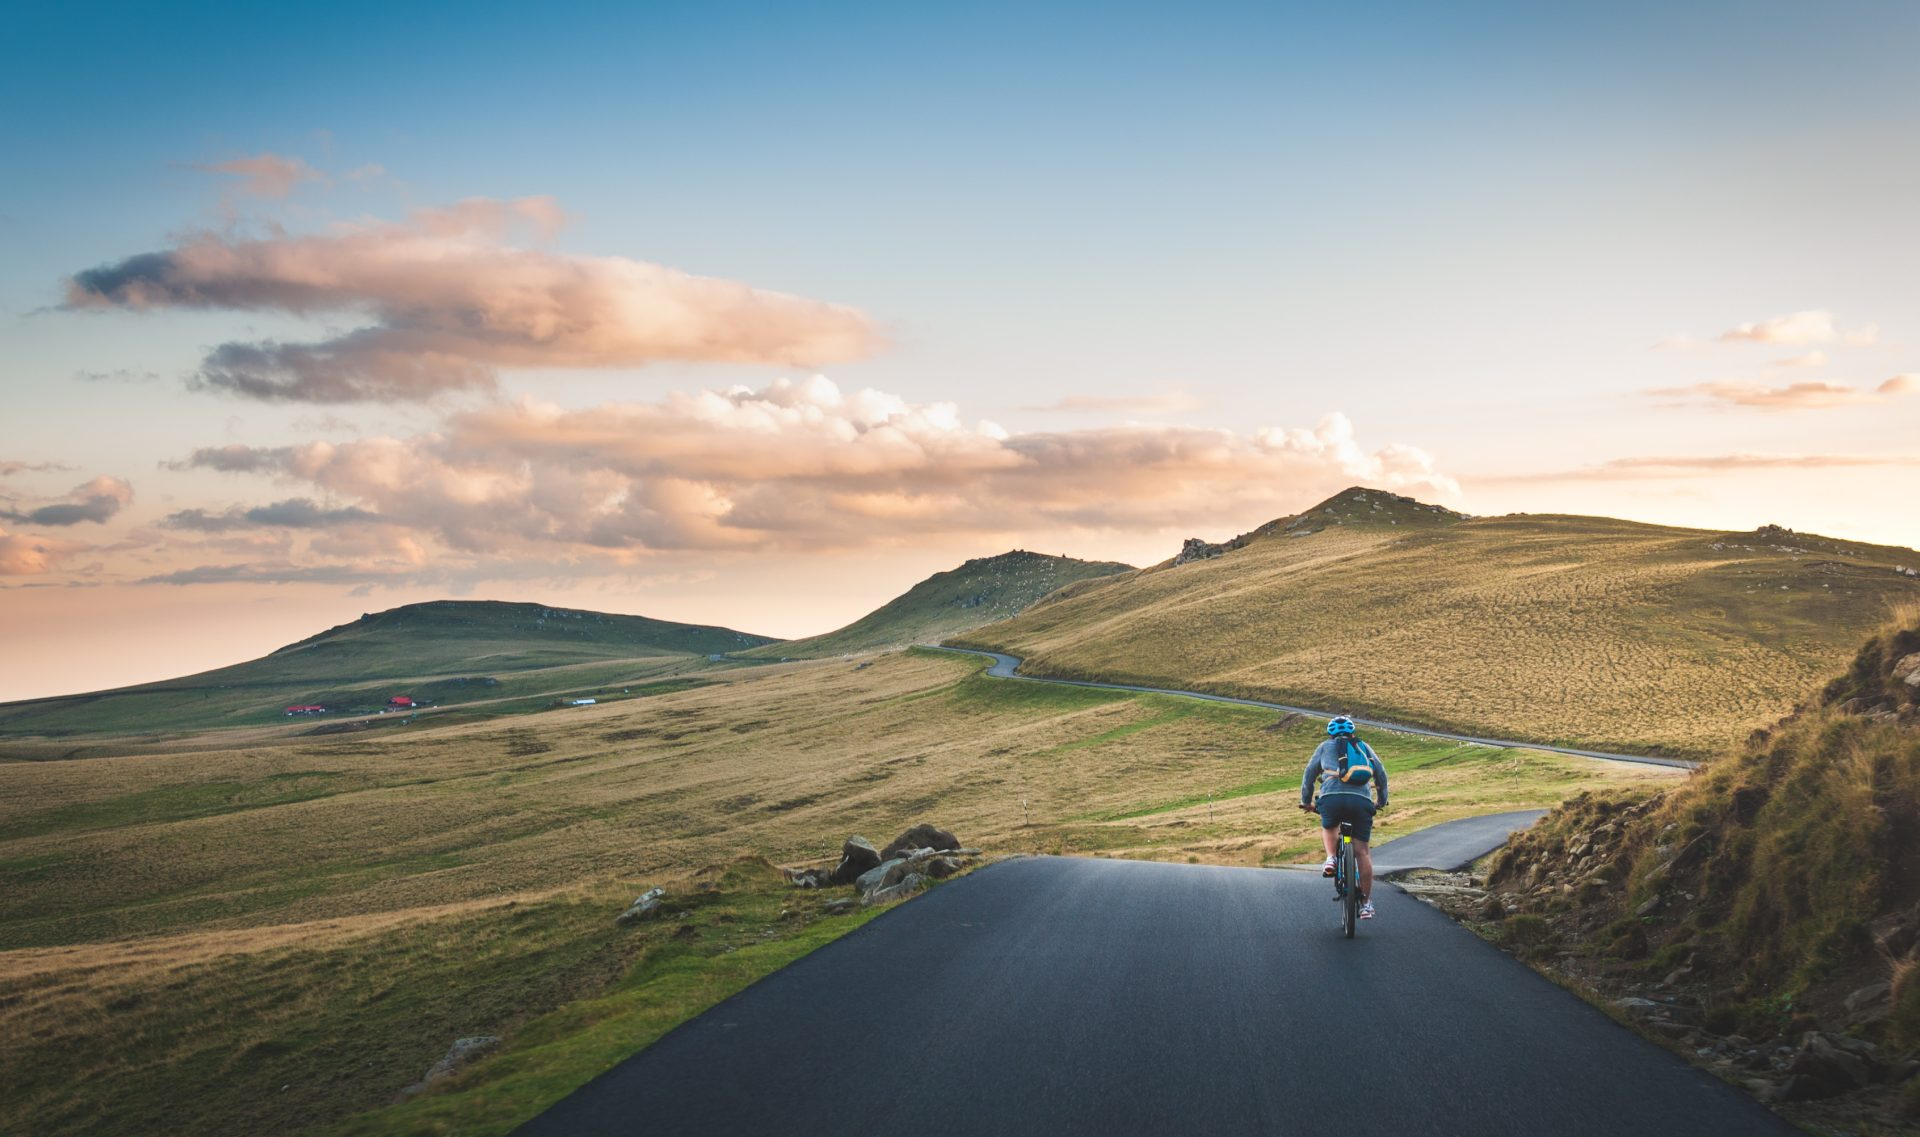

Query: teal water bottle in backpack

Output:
[1327, 715, 1373, 786]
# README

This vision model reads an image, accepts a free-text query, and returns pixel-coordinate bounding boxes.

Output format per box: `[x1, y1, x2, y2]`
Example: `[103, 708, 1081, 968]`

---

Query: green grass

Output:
[1084, 738, 1499, 821]
[7, 771, 355, 839]
[745, 550, 1131, 659]
[0, 859, 877, 1137]
[0, 600, 772, 739]
[315, 864, 882, 1137]
[0, 648, 1681, 1136]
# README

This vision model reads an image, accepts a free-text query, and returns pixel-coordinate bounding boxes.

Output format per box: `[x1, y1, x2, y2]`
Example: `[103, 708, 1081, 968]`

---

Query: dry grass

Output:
[956, 508, 1920, 756]
[0, 647, 1678, 1136]
[0, 651, 1675, 949]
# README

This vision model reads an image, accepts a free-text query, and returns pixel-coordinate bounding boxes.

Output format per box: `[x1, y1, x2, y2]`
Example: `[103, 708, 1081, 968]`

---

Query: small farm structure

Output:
[387, 696, 415, 709]
[568, 698, 597, 706]
[284, 705, 327, 716]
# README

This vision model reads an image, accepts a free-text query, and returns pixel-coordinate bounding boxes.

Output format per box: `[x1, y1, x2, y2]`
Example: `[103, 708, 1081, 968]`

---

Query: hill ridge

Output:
[953, 489, 1920, 755]
[750, 549, 1134, 659]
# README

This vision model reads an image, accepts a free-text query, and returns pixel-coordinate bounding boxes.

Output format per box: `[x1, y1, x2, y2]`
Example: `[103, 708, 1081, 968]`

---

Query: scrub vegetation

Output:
[0, 648, 1672, 1136]
[1457, 608, 1920, 1131]
[954, 487, 1920, 757]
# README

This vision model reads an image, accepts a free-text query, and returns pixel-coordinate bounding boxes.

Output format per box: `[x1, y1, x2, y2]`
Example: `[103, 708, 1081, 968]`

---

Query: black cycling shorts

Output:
[1316, 793, 1376, 843]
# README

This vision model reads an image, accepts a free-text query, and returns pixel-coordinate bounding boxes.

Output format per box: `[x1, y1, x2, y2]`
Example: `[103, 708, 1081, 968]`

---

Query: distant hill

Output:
[747, 550, 1134, 659]
[951, 487, 1920, 756]
[0, 600, 775, 738]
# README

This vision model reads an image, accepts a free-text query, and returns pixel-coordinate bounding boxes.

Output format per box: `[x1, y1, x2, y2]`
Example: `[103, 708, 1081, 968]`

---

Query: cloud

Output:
[138, 561, 407, 586]
[75, 368, 162, 383]
[163, 498, 385, 532]
[1767, 351, 1826, 369]
[0, 526, 89, 574]
[1646, 376, 1920, 410]
[1020, 391, 1206, 415]
[0, 460, 75, 476]
[189, 152, 323, 199]
[173, 376, 1458, 560]
[1714, 309, 1878, 347]
[164, 444, 297, 473]
[64, 198, 881, 403]
[1486, 452, 1920, 484]
[0, 476, 133, 526]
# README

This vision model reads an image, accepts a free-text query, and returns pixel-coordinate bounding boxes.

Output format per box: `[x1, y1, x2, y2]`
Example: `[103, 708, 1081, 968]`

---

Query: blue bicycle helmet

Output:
[1326, 715, 1356, 736]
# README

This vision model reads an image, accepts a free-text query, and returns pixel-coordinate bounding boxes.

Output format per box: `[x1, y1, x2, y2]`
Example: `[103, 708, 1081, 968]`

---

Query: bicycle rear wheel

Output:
[1341, 839, 1358, 938]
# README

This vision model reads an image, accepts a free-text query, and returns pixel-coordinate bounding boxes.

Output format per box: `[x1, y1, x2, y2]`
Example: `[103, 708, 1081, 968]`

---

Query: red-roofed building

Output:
[387, 696, 415, 709]
[284, 705, 326, 716]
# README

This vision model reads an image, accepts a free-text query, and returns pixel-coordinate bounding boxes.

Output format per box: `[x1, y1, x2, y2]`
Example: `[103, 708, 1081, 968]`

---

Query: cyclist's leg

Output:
[1315, 796, 1340, 861]
[1344, 799, 1378, 899]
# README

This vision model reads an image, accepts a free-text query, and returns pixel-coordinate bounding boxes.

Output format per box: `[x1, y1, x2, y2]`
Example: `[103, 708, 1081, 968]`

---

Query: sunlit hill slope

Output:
[746, 549, 1133, 659]
[951, 488, 1920, 756]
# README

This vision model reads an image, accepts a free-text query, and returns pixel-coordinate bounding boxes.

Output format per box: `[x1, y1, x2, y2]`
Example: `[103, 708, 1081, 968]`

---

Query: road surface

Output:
[1369, 808, 1547, 873]
[936, 647, 1696, 770]
[516, 821, 1784, 1136]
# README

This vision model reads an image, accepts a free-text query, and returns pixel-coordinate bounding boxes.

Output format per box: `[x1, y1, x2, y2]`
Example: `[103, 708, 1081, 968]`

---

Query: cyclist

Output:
[1299, 715, 1389, 920]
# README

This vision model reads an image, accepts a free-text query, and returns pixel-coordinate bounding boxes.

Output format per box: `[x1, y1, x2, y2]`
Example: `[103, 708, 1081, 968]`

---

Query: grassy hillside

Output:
[1466, 610, 1920, 1128]
[745, 549, 1132, 659]
[954, 487, 1920, 756]
[0, 649, 1673, 1136]
[0, 600, 774, 739]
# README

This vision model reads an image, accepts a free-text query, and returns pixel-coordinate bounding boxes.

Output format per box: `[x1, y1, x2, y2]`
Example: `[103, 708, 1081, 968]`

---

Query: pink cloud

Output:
[64, 198, 881, 403]
[190, 152, 323, 199]
[1712, 309, 1877, 347]
[1645, 377, 1919, 410]
[173, 377, 1458, 561]
[0, 475, 133, 526]
[0, 527, 89, 575]
[1716, 310, 1838, 345]
[1484, 452, 1920, 484]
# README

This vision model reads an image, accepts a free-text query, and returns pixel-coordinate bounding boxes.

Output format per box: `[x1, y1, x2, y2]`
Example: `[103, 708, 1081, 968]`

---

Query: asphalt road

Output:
[938, 647, 1697, 770]
[517, 833, 1787, 1136]
[1368, 808, 1547, 873]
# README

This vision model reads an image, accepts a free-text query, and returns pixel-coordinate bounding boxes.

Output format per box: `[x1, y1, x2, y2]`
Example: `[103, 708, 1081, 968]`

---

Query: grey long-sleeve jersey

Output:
[1300, 738, 1388, 807]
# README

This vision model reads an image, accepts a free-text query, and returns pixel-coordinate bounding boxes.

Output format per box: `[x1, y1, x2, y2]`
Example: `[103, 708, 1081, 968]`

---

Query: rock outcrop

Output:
[1171, 538, 1226, 566]
[830, 836, 882, 884]
[399, 1035, 501, 1098]
[615, 887, 667, 925]
[881, 823, 959, 860]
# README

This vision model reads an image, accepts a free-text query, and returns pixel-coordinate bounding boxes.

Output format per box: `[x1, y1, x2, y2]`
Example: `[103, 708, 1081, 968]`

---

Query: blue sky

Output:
[3, 1, 1918, 696]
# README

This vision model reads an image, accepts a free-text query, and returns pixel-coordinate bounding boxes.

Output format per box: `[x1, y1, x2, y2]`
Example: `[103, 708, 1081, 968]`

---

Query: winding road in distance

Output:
[933, 646, 1697, 770]
[517, 813, 1786, 1137]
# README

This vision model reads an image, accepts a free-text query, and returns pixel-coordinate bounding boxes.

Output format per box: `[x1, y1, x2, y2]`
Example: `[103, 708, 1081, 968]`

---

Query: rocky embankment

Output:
[782, 823, 981, 908]
[1406, 618, 1920, 1134]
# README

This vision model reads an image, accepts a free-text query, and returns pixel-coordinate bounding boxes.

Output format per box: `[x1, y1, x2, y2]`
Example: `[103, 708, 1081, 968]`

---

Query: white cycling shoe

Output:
[1321, 856, 1337, 877]
[1359, 900, 1376, 920]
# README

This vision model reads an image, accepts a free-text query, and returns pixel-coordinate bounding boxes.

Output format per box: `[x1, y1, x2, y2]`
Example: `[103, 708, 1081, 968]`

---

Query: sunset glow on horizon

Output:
[4, 1, 1919, 700]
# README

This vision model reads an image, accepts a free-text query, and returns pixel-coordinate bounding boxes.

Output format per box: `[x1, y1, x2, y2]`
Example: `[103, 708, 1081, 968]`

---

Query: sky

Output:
[3, 0, 1919, 700]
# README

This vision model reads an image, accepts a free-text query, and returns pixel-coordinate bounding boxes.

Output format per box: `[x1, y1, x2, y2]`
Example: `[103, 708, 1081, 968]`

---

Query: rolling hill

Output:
[744, 549, 1133, 659]
[950, 487, 1920, 756]
[0, 600, 776, 739]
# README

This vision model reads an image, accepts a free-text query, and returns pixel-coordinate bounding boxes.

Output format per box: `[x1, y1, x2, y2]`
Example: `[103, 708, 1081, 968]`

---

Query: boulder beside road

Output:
[881, 824, 959, 860]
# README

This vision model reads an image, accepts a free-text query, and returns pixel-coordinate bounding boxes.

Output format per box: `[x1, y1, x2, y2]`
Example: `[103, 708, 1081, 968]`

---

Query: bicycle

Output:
[1334, 821, 1360, 938]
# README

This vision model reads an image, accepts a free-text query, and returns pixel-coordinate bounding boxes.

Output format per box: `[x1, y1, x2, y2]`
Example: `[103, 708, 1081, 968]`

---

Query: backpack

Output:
[1334, 737, 1375, 787]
